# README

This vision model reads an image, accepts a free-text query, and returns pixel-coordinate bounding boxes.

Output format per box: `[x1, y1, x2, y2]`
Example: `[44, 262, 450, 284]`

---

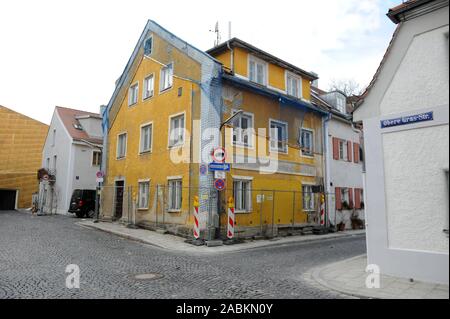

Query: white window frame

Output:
[233, 178, 253, 213]
[138, 180, 150, 210]
[269, 119, 288, 154]
[116, 132, 127, 159]
[302, 184, 315, 212]
[248, 55, 268, 86]
[167, 178, 182, 212]
[300, 128, 314, 157]
[336, 96, 346, 114]
[128, 82, 139, 106]
[160, 62, 174, 92]
[139, 122, 153, 154]
[92, 150, 101, 166]
[143, 73, 155, 100]
[285, 71, 303, 99]
[232, 110, 254, 148]
[168, 112, 185, 148]
[338, 139, 346, 160]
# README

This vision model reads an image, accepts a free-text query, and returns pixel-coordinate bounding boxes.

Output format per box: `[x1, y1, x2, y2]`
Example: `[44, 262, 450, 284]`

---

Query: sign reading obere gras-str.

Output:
[381, 111, 433, 129]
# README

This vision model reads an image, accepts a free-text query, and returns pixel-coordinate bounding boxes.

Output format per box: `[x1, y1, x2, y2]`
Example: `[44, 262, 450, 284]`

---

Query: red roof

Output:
[56, 106, 102, 145]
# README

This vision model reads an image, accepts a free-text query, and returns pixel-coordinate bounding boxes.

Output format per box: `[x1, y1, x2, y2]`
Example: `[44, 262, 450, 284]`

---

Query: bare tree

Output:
[328, 78, 365, 97]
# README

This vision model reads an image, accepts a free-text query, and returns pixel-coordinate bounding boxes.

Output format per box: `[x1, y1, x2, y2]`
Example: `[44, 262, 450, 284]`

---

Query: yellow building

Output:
[0, 105, 48, 210]
[102, 21, 328, 239]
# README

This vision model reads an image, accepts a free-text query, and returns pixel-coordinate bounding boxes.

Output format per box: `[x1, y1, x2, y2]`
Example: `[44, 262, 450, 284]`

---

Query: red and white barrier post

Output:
[193, 195, 200, 239]
[227, 197, 235, 240]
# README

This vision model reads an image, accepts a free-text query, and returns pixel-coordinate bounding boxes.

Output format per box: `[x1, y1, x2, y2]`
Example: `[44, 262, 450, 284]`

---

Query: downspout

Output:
[226, 41, 234, 74]
[323, 113, 332, 228]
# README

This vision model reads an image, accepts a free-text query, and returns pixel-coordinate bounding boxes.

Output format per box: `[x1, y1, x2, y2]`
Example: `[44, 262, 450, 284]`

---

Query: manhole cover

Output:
[133, 273, 163, 281]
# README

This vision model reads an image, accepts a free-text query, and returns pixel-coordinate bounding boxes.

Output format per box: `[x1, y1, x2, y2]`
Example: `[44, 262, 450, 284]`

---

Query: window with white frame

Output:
[140, 124, 152, 154]
[286, 73, 302, 98]
[302, 185, 315, 211]
[128, 83, 139, 106]
[117, 133, 127, 159]
[143, 74, 154, 100]
[169, 114, 185, 147]
[300, 129, 314, 156]
[138, 181, 150, 209]
[92, 151, 101, 166]
[233, 180, 252, 212]
[341, 188, 350, 207]
[249, 56, 267, 86]
[338, 139, 346, 160]
[270, 120, 288, 153]
[336, 96, 346, 114]
[232, 111, 253, 147]
[160, 63, 173, 92]
[168, 179, 182, 211]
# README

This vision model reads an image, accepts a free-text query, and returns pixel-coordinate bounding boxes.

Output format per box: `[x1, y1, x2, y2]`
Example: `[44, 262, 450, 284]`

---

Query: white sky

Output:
[0, 0, 398, 124]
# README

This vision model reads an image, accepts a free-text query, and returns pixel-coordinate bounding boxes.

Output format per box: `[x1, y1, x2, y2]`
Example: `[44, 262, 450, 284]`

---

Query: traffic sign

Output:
[214, 179, 226, 191]
[96, 171, 104, 178]
[199, 164, 208, 176]
[214, 171, 226, 179]
[212, 147, 226, 163]
[209, 163, 231, 172]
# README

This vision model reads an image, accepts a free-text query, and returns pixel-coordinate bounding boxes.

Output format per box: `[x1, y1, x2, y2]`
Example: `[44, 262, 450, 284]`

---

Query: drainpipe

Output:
[226, 41, 234, 74]
[323, 113, 332, 228]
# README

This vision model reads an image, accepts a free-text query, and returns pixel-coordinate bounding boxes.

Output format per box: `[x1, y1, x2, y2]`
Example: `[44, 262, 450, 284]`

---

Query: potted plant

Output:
[342, 201, 350, 210]
[337, 222, 346, 232]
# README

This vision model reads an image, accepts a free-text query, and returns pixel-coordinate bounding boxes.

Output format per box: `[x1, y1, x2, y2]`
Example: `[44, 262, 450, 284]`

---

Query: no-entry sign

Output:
[212, 147, 226, 163]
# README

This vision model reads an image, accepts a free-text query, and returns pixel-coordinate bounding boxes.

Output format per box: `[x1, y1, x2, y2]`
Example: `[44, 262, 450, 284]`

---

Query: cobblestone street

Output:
[0, 211, 366, 299]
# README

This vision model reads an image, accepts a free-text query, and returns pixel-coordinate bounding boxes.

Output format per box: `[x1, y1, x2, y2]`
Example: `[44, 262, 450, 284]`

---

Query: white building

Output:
[312, 88, 365, 230]
[39, 106, 103, 215]
[353, 0, 449, 284]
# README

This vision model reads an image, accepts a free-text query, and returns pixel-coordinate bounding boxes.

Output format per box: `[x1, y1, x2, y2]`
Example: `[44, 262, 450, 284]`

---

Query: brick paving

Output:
[0, 210, 366, 299]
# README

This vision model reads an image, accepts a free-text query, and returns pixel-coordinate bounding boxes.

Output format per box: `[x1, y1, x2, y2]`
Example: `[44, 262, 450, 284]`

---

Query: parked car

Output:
[68, 189, 97, 218]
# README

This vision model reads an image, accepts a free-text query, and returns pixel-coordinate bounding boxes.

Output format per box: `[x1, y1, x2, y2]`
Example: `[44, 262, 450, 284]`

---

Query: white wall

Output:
[354, 5, 449, 284]
[327, 117, 365, 228]
[41, 110, 72, 214]
[71, 143, 101, 192]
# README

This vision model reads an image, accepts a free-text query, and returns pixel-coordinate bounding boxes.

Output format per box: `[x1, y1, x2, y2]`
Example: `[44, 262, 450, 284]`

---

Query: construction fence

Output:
[98, 185, 365, 240]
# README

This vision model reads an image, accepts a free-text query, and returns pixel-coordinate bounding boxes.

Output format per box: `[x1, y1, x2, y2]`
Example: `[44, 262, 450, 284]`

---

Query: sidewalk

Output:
[307, 255, 449, 299]
[77, 220, 365, 255]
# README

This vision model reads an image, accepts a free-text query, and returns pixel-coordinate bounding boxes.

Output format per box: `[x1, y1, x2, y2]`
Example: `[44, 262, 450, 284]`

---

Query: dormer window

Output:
[249, 56, 267, 86]
[286, 73, 302, 98]
[336, 96, 346, 114]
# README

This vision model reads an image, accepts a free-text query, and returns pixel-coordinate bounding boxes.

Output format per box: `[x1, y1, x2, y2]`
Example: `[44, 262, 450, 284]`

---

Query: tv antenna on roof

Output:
[209, 21, 221, 47]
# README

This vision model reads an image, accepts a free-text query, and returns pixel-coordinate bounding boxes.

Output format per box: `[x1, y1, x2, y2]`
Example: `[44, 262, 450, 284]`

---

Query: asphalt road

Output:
[0, 210, 366, 299]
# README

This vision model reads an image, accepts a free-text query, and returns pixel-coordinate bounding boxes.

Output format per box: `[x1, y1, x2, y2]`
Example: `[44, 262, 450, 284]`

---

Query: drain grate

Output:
[133, 273, 164, 281]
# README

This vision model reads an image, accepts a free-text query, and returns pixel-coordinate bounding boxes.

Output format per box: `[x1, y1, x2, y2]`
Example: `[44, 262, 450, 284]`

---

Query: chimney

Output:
[310, 71, 319, 88]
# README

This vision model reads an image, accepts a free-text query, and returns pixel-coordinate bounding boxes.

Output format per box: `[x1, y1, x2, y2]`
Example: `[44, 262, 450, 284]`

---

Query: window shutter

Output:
[354, 143, 360, 163]
[354, 189, 361, 209]
[332, 138, 339, 160]
[348, 188, 354, 209]
[335, 187, 342, 210]
[347, 141, 352, 162]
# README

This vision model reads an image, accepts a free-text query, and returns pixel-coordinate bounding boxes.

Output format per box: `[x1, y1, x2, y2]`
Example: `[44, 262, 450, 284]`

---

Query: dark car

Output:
[68, 189, 97, 218]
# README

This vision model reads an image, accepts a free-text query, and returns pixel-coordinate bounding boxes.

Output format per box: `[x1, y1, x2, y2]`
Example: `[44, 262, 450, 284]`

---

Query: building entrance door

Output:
[114, 181, 124, 220]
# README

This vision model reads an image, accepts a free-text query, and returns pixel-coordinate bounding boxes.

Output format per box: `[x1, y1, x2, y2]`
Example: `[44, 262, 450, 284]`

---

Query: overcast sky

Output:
[0, 0, 398, 124]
